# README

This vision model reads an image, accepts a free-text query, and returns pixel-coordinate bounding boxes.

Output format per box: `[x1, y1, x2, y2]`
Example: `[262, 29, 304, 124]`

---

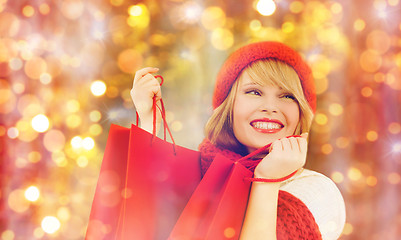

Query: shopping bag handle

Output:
[239, 135, 301, 183]
[135, 75, 177, 154]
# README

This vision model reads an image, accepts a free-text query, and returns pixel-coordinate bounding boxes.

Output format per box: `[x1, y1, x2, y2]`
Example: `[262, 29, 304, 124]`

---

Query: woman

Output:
[131, 41, 346, 239]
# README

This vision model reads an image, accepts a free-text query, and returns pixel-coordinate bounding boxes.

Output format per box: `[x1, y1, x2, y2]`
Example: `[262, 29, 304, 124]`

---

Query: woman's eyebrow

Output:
[241, 82, 259, 87]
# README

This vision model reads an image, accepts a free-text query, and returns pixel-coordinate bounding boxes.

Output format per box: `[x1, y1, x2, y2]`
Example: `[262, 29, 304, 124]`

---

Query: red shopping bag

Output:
[86, 123, 201, 240]
[169, 153, 253, 239]
[169, 137, 322, 240]
[86, 76, 201, 240]
[87, 75, 321, 239]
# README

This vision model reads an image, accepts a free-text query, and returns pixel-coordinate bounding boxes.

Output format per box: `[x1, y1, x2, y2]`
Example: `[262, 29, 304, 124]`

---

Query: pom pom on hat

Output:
[212, 41, 316, 113]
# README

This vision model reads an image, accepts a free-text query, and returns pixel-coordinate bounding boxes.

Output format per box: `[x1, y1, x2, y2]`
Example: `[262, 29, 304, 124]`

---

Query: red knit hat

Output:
[212, 41, 316, 113]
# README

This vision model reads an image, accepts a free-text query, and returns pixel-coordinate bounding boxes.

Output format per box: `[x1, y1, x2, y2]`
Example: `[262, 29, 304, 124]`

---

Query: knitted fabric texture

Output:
[198, 139, 322, 239]
[199, 138, 262, 176]
[212, 41, 316, 112]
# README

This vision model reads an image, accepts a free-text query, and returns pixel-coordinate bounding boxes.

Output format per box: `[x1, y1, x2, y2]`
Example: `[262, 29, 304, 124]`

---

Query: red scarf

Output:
[199, 138, 263, 176]
[198, 139, 322, 239]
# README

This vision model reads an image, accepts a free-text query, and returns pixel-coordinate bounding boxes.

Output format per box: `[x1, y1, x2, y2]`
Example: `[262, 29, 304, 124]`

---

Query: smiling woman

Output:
[125, 41, 346, 239]
[232, 71, 301, 153]
[200, 41, 345, 239]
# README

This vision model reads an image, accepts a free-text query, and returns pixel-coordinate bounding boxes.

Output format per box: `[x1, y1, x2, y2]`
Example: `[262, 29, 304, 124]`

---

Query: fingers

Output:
[132, 68, 162, 100]
[300, 132, 309, 139]
[133, 67, 159, 86]
[271, 133, 309, 153]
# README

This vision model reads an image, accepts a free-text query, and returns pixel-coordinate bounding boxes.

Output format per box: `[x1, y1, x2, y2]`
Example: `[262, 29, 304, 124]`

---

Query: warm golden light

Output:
[57, 207, 71, 221]
[82, 137, 95, 150]
[128, 5, 143, 16]
[331, 172, 344, 183]
[31, 114, 50, 133]
[71, 136, 83, 149]
[354, 19, 366, 31]
[8, 189, 29, 213]
[360, 50, 382, 73]
[211, 28, 234, 50]
[282, 22, 295, 33]
[336, 137, 350, 149]
[89, 110, 102, 122]
[329, 103, 343, 116]
[388, 173, 401, 184]
[7, 127, 19, 139]
[315, 113, 328, 125]
[366, 176, 377, 187]
[22, 5, 35, 17]
[41, 216, 61, 234]
[39, 73, 52, 85]
[25, 186, 40, 202]
[201, 7, 226, 30]
[366, 131, 378, 142]
[361, 87, 373, 97]
[348, 168, 362, 181]
[342, 223, 353, 235]
[289, 1, 304, 13]
[2, 1, 401, 239]
[388, 122, 401, 134]
[66, 114, 82, 129]
[89, 124, 103, 136]
[39, 3, 50, 15]
[321, 144, 333, 155]
[77, 156, 89, 167]
[127, 4, 149, 28]
[44, 130, 66, 152]
[1, 230, 15, 240]
[224, 227, 236, 238]
[90, 80, 107, 97]
[255, 0, 277, 16]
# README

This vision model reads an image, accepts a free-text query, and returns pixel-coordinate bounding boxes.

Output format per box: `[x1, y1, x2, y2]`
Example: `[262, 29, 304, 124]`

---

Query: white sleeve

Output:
[280, 169, 346, 240]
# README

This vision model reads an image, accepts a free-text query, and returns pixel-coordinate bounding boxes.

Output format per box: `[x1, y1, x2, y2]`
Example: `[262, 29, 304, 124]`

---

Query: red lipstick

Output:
[250, 118, 284, 134]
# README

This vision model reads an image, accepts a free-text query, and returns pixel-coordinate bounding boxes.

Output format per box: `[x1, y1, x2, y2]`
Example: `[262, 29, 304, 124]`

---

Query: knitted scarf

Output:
[198, 139, 322, 240]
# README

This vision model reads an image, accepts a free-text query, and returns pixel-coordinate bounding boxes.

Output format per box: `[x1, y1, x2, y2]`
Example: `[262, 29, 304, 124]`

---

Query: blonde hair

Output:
[205, 59, 314, 154]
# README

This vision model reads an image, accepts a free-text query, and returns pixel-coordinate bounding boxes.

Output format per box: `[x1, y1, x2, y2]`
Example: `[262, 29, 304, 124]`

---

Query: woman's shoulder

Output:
[280, 169, 345, 209]
[280, 169, 341, 193]
[280, 169, 346, 240]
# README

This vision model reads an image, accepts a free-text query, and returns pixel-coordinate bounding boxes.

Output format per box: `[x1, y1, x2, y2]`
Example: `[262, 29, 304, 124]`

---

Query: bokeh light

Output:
[41, 216, 61, 234]
[255, 0, 277, 16]
[90, 80, 107, 97]
[82, 137, 95, 150]
[71, 136, 83, 149]
[31, 114, 50, 133]
[25, 186, 40, 202]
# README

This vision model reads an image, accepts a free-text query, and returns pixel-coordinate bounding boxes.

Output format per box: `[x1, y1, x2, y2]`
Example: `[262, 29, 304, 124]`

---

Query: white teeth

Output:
[253, 122, 282, 130]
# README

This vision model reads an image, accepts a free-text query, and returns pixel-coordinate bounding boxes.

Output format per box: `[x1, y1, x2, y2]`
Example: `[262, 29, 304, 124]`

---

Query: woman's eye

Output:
[282, 94, 296, 101]
[245, 89, 261, 96]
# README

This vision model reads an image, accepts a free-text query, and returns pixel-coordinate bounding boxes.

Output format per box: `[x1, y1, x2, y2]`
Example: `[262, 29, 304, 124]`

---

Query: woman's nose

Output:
[259, 97, 279, 113]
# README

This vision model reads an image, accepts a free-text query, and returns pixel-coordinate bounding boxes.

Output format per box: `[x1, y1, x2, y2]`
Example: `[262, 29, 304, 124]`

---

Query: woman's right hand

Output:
[254, 133, 308, 180]
[131, 67, 162, 133]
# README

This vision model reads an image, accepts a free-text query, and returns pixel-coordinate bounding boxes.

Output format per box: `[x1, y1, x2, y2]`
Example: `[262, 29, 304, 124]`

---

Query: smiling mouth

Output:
[250, 119, 284, 133]
[252, 122, 282, 130]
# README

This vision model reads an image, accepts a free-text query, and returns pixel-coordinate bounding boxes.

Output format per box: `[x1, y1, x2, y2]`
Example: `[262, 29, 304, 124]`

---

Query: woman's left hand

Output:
[254, 133, 308, 179]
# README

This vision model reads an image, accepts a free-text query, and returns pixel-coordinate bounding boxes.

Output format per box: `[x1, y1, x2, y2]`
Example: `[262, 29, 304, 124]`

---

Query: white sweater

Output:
[279, 169, 346, 240]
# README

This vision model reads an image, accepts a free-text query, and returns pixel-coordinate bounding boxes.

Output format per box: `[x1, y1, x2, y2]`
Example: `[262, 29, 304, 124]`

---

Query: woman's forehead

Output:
[239, 74, 282, 89]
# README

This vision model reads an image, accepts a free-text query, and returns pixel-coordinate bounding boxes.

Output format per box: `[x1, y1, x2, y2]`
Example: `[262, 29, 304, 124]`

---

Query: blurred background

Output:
[1, 0, 400, 239]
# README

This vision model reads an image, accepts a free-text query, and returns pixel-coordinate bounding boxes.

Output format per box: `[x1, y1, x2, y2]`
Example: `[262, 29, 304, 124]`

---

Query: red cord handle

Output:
[239, 135, 302, 183]
[244, 170, 298, 183]
[135, 75, 176, 154]
[236, 135, 301, 162]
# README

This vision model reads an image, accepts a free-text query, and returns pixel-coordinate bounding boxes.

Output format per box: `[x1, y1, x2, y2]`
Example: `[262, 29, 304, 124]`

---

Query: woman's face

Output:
[232, 72, 300, 153]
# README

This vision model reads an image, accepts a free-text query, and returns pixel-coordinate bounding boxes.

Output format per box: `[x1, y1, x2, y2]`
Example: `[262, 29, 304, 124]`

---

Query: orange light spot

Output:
[22, 5, 35, 17]
[361, 87, 373, 97]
